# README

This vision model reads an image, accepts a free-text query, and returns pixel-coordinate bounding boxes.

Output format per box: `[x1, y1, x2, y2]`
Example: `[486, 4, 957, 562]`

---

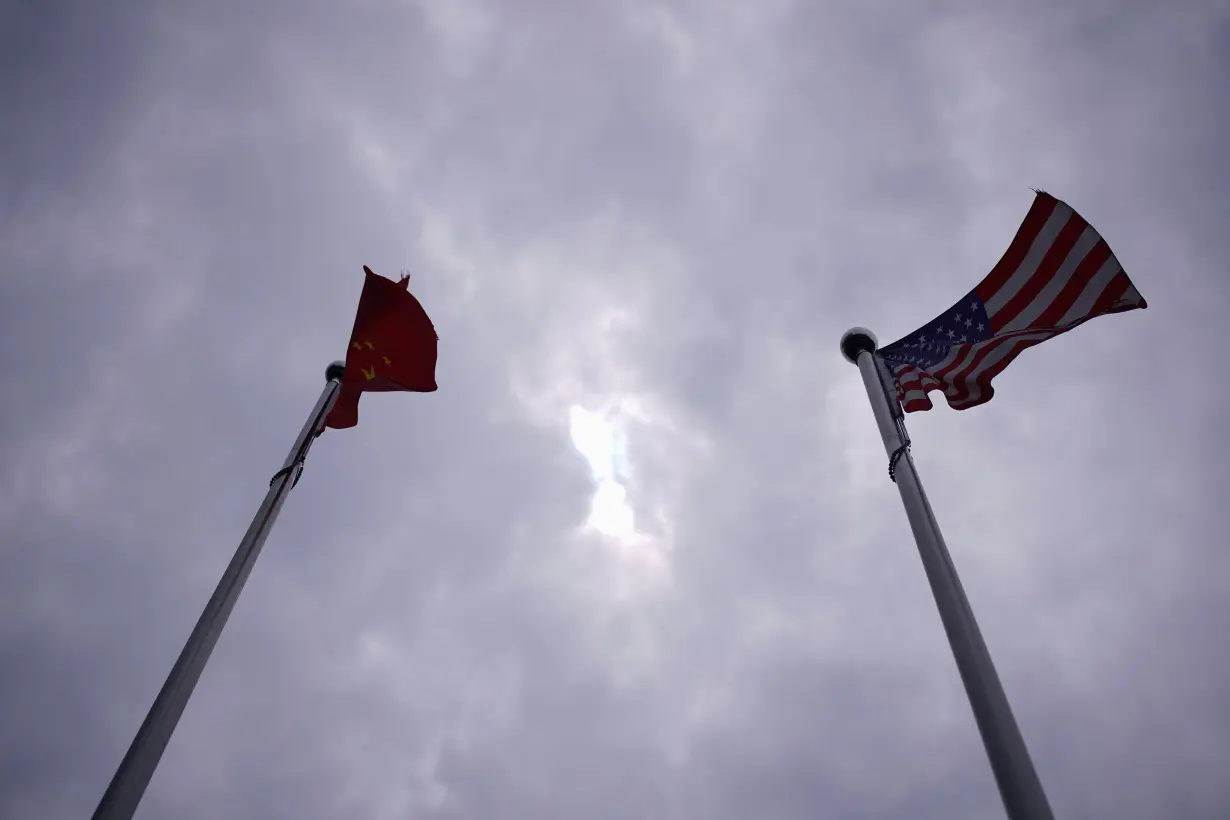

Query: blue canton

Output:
[879, 290, 993, 369]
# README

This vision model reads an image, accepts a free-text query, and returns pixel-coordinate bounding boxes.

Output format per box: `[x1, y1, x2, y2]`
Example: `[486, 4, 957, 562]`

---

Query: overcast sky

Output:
[2, 1, 1229, 819]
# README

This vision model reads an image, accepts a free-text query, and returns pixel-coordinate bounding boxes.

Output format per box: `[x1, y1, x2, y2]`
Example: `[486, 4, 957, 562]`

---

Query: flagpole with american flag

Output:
[842, 327, 1053, 820]
[90, 267, 440, 820]
[841, 191, 1148, 820]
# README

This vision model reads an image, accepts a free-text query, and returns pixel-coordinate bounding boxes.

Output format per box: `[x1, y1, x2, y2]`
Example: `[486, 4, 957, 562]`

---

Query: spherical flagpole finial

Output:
[840, 327, 878, 364]
[325, 360, 346, 382]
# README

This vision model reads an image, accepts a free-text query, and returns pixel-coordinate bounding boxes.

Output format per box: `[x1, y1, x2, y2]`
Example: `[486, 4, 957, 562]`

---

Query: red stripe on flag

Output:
[892, 365, 941, 412]
[945, 331, 1045, 407]
[931, 338, 984, 385]
[975, 193, 1058, 303]
[952, 334, 1054, 407]
[1089, 270, 1132, 316]
[989, 211, 1087, 331]
[1033, 239, 1112, 328]
[945, 339, 1010, 406]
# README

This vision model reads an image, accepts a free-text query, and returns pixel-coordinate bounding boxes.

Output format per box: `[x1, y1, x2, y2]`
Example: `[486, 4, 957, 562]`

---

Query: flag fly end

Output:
[841, 327, 878, 364]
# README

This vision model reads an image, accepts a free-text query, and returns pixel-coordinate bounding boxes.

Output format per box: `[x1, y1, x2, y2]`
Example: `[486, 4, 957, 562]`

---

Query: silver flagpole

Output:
[90, 361, 347, 820]
[840, 328, 1054, 820]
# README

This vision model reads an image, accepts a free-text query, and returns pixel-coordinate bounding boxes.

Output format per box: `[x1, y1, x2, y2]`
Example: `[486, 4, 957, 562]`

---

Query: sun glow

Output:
[568, 406, 636, 541]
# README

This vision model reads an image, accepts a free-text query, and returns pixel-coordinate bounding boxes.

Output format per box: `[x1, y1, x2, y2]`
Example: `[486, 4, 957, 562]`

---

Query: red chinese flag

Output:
[324, 266, 438, 429]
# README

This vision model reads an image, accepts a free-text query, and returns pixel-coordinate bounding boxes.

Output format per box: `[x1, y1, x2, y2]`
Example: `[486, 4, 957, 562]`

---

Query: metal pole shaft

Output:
[840, 330, 1054, 820]
[91, 362, 346, 820]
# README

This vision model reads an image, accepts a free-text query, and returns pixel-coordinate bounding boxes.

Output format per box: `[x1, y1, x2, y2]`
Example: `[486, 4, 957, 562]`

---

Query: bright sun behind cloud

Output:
[568, 406, 636, 541]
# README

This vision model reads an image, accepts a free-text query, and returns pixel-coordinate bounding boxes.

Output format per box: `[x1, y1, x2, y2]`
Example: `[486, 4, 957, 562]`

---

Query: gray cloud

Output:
[2, 1, 1228, 819]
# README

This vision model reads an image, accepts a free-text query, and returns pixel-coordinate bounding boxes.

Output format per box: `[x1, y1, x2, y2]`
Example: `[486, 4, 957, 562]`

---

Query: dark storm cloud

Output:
[2, 2, 1228, 819]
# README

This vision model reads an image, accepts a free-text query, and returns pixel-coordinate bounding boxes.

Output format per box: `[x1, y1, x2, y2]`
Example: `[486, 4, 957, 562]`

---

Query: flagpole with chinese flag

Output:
[91, 267, 438, 820]
[90, 361, 345, 820]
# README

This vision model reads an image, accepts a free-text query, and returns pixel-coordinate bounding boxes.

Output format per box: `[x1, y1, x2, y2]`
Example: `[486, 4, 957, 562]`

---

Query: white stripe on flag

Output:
[982, 201, 1073, 317]
[998, 226, 1102, 333]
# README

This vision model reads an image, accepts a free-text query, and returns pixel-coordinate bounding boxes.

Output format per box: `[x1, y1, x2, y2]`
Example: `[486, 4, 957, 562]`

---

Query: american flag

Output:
[879, 192, 1148, 413]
